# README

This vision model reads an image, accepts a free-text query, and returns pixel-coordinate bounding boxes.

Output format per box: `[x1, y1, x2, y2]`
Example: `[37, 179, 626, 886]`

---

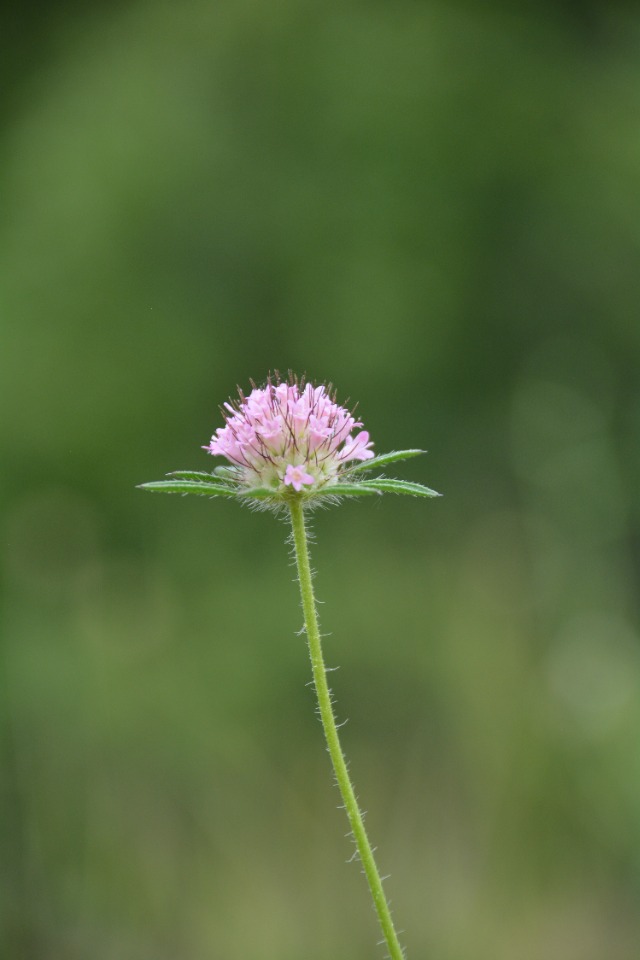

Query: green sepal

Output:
[238, 486, 280, 499]
[166, 470, 220, 482]
[213, 466, 242, 480]
[137, 480, 239, 497]
[357, 478, 441, 497]
[328, 483, 383, 497]
[344, 449, 426, 475]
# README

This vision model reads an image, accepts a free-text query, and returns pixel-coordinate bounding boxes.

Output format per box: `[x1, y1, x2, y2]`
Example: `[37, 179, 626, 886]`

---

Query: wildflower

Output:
[137, 372, 442, 960]
[139, 372, 440, 509]
[203, 375, 374, 493]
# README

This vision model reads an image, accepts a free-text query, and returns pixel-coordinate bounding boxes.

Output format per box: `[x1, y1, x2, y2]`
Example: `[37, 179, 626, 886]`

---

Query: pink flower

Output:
[203, 374, 375, 494]
[341, 431, 374, 463]
[284, 464, 315, 491]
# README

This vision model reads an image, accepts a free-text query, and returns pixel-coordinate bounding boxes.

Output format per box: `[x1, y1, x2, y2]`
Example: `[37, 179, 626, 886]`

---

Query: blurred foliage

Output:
[2, 0, 640, 958]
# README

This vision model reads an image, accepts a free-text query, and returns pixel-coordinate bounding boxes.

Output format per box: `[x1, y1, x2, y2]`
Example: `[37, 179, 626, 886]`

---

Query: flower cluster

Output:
[203, 376, 374, 493]
[139, 373, 438, 508]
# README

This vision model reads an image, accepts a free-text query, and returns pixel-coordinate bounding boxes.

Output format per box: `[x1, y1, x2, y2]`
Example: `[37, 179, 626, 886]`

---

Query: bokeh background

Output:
[2, 1, 640, 958]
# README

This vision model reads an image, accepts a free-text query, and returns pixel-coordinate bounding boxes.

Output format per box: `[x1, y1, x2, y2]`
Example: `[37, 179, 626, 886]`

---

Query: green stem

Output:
[288, 499, 406, 960]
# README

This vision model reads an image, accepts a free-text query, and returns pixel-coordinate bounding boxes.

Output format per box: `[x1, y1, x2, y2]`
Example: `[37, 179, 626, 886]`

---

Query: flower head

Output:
[203, 373, 374, 496]
[139, 373, 440, 508]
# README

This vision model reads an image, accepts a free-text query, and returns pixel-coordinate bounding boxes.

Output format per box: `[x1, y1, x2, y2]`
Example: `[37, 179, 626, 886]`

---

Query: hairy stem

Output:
[288, 498, 405, 960]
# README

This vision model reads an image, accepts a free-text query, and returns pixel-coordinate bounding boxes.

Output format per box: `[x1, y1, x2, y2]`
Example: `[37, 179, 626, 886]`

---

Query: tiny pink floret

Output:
[284, 464, 315, 492]
[204, 375, 375, 493]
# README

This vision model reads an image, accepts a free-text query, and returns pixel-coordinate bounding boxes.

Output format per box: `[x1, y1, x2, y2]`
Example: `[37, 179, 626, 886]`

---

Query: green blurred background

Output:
[2, 1, 640, 957]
